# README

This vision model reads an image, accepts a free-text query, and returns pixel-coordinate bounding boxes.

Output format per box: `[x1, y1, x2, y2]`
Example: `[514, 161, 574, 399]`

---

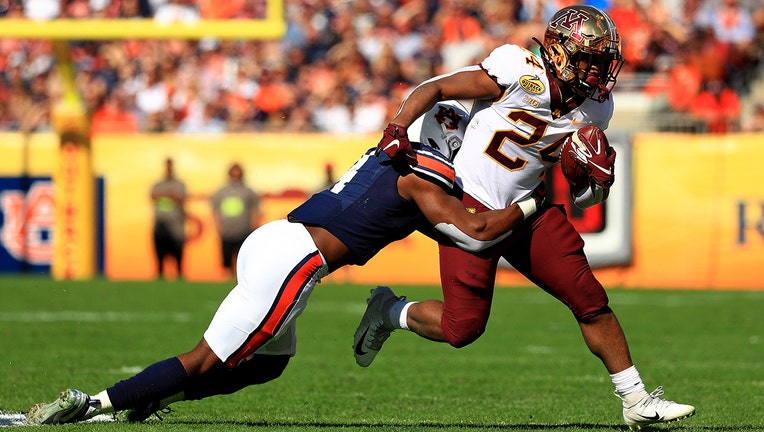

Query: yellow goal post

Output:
[0, 2, 285, 40]
[0, 0, 285, 280]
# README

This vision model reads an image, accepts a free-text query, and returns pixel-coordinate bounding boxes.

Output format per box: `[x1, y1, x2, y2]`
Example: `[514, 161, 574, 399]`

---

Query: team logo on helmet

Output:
[433, 105, 463, 131]
[548, 8, 589, 33]
[519, 75, 545, 95]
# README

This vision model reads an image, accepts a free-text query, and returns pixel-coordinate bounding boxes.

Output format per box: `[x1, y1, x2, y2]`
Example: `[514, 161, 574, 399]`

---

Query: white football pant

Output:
[204, 219, 328, 366]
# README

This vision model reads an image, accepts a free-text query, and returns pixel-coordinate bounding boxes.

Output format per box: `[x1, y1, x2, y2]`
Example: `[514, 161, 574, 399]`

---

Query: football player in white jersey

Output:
[354, 5, 695, 430]
[23, 102, 544, 425]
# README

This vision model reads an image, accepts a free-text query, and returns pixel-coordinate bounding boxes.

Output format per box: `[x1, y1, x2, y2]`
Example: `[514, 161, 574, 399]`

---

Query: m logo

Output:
[549, 9, 589, 33]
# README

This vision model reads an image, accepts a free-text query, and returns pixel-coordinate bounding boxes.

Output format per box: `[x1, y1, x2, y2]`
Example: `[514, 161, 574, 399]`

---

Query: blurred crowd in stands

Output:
[1, 0, 763, 135]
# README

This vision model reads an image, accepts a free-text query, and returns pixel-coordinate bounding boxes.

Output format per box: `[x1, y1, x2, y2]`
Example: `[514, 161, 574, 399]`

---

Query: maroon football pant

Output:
[438, 194, 610, 348]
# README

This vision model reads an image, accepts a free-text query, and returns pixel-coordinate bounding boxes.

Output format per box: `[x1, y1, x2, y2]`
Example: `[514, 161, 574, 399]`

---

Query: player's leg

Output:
[404, 299, 446, 341]
[434, 239, 499, 347]
[117, 346, 292, 422]
[205, 220, 326, 368]
[184, 354, 290, 400]
[353, 194, 500, 367]
[24, 347, 209, 425]
[25, 220, 327, 424]
[173, 237, 184, 279]
[229, 236, 246, 279]
[153, 226, 166, 277]
[419, 192, 500, 347]
[221, 238, 235, 275]
[503, 206, 626, 369]
[503, 205, 694, 429]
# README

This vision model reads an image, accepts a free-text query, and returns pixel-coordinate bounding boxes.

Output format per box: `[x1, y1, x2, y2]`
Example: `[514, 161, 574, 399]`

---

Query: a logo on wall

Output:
[0, 181, 54, 265]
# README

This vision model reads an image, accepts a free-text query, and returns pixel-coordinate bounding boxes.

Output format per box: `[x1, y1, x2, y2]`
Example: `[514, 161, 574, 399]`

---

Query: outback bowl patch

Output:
[519, 75, 544, 94]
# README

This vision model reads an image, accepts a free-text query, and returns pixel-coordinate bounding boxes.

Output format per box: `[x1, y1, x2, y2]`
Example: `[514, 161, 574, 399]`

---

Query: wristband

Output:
[517, 197, 537, 220]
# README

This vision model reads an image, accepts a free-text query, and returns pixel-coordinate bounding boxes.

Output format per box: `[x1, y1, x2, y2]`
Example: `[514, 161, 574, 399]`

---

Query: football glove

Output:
[532, 181, 547, 208]
[568, 144, 616, 189]
[375, 123, 417, 166]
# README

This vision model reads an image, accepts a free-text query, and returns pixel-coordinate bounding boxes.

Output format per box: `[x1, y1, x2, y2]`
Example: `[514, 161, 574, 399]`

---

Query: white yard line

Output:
[0, 311, 192, 323]
[0, 412, 116, 427]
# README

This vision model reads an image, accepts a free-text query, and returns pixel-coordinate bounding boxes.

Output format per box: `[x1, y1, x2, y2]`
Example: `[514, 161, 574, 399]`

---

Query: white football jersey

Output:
[455, 44, 614, 210]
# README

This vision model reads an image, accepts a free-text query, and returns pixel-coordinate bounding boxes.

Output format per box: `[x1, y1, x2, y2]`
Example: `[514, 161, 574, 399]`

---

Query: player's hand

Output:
[532, 181, 547, 208]
[569, 145, 616, 189]
[375, 123, 417, 166]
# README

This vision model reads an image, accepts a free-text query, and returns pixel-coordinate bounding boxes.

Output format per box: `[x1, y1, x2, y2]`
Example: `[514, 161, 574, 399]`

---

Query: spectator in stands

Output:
[755, 0, 764, 34]
[710, 0, 756, 48]
[664, 49, 704, 113]
[688, 79, 742, 133]
[708, 0, 758, 93]
[153, 0, 200, 23]
[61, 0, 92, 18]
[23, 0, 60, 20]
[90, 88, 139, 134]
[312, 86, 352, 134]
[253, 65, 293, 125]
[198, 0, 245, 19]
[742, 104, 764, 132]
[435, 0, 485, 70]
[135, 65, 171, 131]
[177, 102, 225, 133]
[607, 0, 649, 72]
[1, 0, 763, 135]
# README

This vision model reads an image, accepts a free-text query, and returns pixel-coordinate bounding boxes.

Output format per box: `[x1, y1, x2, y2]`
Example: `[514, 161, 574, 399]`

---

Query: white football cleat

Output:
[25, 389, 99, 425]
[353, 286, 403, 367]
[622, 386, 695, 430]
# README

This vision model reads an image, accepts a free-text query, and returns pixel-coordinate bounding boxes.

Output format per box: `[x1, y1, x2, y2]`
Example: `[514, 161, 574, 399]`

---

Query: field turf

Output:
[0, 276, 762, 431]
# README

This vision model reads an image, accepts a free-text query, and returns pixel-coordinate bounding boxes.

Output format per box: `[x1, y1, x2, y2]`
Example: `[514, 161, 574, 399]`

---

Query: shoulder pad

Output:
[411, 145, 456, 190]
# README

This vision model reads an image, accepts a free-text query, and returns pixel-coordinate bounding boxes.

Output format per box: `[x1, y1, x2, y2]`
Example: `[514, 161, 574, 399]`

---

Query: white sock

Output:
[610, 365, 647, 406]
[399, 302, 414, 330]
[92, 390, 114, 414]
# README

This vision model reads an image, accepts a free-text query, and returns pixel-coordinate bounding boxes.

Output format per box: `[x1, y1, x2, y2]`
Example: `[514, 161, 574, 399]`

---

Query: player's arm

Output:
[571, 183, 609, 209]
[398, 173, 538, 252]
[392, 67, 502, 128]
[377, 68, 502, 164]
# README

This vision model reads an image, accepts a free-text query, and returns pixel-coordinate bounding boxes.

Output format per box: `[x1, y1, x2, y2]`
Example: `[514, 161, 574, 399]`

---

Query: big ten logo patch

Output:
[0, 181, 54, 264]
[737, 200, 764, 245]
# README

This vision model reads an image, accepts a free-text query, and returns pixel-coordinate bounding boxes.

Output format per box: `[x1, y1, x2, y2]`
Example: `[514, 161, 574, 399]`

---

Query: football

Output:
[559, 125, 605, 188]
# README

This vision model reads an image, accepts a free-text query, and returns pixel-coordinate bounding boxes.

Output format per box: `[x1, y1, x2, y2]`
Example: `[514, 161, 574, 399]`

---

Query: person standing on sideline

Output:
[150, 157, 187, 280]
[211, 163, 262, 279]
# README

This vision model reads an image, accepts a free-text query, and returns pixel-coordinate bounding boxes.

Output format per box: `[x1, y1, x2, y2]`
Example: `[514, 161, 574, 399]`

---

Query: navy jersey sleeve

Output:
[288, 149, 429, 265]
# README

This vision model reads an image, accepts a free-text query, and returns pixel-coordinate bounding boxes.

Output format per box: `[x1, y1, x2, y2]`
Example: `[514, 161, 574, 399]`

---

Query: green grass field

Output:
[1, 276, 762, 431]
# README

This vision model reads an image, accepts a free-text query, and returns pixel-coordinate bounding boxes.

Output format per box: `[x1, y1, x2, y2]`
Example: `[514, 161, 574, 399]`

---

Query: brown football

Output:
[559, 126, 604, 188]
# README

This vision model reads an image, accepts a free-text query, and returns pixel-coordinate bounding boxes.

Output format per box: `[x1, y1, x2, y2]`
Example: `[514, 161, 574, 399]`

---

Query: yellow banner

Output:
[93, 133, 381, 281]
[2, 132, 763, 289]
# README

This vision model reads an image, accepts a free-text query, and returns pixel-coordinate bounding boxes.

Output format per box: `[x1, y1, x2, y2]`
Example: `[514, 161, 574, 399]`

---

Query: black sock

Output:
[184, 355, 290, 400]
[106, 357, 188, 411]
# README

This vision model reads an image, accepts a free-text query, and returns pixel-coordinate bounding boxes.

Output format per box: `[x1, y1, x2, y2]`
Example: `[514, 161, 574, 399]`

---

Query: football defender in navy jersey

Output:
[24, 101, 544, 425]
